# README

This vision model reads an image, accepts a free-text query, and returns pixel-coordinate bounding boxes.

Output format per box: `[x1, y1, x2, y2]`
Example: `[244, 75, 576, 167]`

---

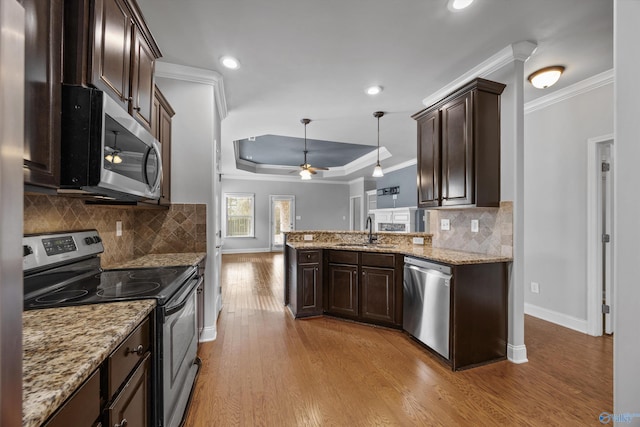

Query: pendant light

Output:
[372, 111, 384, 177]
[105, 131, 122, 164]
[300, 118, 312, 180]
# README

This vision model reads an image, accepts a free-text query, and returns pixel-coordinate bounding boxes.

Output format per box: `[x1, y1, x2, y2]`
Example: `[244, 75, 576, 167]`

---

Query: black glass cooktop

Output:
[24, 265, 197, 310]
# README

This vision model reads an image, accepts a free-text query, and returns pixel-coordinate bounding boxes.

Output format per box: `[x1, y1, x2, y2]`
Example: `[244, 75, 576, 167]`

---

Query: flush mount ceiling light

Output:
[220, 56, 240, 70]
[372, 111, 385, 178]
[448, 0, 474, 11]
[528, 66, 565, 89]
[366, 86, 383, 96]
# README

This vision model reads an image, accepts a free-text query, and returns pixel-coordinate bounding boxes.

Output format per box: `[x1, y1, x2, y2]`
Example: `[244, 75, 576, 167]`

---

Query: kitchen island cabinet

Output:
[285, 246, 323, 317]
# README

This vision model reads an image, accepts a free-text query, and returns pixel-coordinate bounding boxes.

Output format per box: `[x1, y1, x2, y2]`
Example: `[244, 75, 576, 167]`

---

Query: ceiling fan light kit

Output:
[372, 111, 385, 178]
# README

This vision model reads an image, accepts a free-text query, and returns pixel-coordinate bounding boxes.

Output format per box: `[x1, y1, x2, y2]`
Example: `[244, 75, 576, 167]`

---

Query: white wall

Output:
[221, 178, 350, 252]
[614, 0, 640, 420]
[524, 84, 613, 324]
[349, 178, 365, 231]
[155, 74, 221, 340]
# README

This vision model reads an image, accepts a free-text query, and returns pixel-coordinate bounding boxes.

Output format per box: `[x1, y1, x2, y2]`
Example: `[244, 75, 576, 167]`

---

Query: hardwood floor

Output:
[184, 253, 612, 426]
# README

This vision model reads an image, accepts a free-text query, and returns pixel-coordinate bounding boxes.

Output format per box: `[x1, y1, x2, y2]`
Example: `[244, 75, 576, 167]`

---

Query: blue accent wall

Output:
[375, 164, 417, 208]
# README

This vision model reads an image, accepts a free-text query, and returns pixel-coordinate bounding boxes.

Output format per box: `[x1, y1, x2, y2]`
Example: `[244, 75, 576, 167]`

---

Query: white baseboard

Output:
[507, 344, 528, 364]
[524, 303, 588, 334]
[221, 247, 272, 254]
[199, 325, 217, 342]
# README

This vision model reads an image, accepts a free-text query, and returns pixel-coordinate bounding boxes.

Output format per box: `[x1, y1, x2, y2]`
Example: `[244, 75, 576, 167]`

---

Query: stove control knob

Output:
[23, 245, 33, 257]
[84, 237, 93, 245]
[93, 236, 101, 244]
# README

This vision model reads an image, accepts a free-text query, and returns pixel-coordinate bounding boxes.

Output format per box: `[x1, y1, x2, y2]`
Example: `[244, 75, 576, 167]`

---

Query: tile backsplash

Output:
[428, 201, 513, 257]
[24, 195, 206, 268]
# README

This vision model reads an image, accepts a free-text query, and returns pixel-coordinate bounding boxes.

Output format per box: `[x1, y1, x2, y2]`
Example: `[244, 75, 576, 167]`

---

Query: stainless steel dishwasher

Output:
[403, 256, 452, 359]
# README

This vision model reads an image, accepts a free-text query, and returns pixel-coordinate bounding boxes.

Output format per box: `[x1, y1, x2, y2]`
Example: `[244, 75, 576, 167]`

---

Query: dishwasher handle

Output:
[404, 256, 452, 275]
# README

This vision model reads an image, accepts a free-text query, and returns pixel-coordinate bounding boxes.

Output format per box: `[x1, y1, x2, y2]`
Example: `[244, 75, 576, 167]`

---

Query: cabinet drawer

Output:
[108, 353, 151, 427]
[361, 252, 395, 268]
[108, 317, 150, 399]
[298, 250, 321, 264]
[328, 250, 358, 265]
[45, 369, 100, 427]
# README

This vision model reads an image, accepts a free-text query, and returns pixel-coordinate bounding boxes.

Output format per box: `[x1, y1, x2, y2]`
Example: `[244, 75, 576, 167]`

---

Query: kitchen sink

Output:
[333, 242, 397, 249]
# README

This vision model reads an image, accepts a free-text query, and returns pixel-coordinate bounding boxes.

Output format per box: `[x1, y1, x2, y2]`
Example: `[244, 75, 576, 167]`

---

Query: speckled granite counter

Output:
[23, 300, 155, 427]
[112, 252, 206, 269]
[285, 230, 511, 265]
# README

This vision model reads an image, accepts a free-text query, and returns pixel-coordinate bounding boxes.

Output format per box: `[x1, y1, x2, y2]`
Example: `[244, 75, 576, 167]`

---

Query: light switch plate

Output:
[116, 220, 122, 237]
[303, 234, 313, 241]
[531, 282, 540, 293]
[440, 219, 450, 231]
[296, 215, 301, 220]
[471, 219, 479, 233]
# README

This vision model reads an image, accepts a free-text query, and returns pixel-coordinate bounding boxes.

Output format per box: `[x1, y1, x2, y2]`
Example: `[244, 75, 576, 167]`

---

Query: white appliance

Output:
[370, 207, 419, 233]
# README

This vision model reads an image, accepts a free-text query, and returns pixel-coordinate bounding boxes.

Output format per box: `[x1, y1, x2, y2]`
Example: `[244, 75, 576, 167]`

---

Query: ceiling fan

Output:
[294, 118, 328, 180]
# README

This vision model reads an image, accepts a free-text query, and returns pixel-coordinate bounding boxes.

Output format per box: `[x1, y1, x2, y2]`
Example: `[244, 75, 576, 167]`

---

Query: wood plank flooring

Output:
[184, 253, 612, 426]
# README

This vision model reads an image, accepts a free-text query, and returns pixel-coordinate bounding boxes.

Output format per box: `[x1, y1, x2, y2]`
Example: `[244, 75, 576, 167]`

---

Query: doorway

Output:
[350, 195, 362, 231]
[270, 195, 295, 251]
[587, 135, 614, 336]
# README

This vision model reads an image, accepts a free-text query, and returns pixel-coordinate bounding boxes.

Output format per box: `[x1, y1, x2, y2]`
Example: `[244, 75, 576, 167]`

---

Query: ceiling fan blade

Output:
[311, 166, 329, 171]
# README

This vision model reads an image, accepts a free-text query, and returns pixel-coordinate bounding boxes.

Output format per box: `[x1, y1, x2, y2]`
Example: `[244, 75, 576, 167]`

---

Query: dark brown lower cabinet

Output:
[326, 263, 359, 318]
[44, 369, 101, 427]
[361, 266, 395, 324]
[285, 246, 323, 317]
[107, 353, 151, 427]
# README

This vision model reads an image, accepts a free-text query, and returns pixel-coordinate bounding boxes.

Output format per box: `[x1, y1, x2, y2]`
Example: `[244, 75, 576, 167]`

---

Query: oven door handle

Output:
[164, 275, 203, 317]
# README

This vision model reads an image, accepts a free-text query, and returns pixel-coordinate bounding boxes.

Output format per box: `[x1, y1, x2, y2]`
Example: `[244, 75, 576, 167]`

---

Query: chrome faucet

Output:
[366, 216, 377, 244]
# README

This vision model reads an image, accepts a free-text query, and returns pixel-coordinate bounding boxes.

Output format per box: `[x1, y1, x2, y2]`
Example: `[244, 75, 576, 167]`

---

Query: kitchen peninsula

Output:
[284, 230, 512, 370]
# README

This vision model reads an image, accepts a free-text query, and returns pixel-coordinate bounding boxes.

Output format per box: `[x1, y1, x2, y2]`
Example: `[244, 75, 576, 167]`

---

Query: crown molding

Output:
[347, 176, 365, 186]
[322, 147, 392, 178]
[155, 62, 228, 120]
[382, 158, 417, 174]
[421, 41, 537, 107]
[221, 173, 349, 185]
[524, 68, 614, 114]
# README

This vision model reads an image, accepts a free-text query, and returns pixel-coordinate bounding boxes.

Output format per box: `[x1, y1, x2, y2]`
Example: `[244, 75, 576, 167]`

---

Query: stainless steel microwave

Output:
[59, 85, 162, 201]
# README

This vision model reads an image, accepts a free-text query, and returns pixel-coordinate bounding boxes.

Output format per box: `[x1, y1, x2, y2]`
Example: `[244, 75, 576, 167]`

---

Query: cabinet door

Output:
[158, 104, 172, 205]
[130, 25, 155, 130]
[108, 353, 151, 427]
[441, 91, 474, 206]
[91, 0, 132, 109]
[416, 109, 440, 208]
[23, 0, 62, 188]
[327, 264, 358, 318]
[361, 267, 395, 324]
[297, 263, 322, 315]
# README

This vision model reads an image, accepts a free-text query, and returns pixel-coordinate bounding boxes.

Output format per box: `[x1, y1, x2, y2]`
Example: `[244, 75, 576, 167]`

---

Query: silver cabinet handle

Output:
[125, 345, 144, 356]
[115, 419, 128, 427]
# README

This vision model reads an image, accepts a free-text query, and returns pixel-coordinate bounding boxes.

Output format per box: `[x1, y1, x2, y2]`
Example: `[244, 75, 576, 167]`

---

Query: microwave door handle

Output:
[142, 145, 162, 193]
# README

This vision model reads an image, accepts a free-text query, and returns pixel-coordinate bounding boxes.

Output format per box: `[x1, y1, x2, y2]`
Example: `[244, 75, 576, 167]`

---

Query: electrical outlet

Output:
[296, 215, 301, 220]
[412, 237, 424, 245]
[303, 234, 313, 241]
[116, 221, 122, 237]
[392, 195, 398, 199]
[471, 219, 479, 233]
[440, 219, 450, 231]
[531, 282, 540, 294]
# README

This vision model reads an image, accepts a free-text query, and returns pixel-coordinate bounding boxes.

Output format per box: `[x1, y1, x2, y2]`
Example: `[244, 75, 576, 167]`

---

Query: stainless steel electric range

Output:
[23, 229, 201, 427]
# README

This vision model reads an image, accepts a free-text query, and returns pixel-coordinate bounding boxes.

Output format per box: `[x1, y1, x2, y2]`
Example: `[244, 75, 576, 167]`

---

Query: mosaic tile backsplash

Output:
[24, 195, 206, 268]
[427, 201, 513, 257]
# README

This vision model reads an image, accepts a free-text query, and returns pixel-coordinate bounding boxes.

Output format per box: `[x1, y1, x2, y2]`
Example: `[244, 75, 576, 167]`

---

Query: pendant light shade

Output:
[372, 111, 384, 177]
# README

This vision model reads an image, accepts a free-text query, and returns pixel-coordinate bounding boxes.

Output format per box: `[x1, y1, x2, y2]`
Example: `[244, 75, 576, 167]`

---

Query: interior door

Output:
[600, 143, 614, 334]
[270, 195, 295, 251]
[350, 195, 362, 230]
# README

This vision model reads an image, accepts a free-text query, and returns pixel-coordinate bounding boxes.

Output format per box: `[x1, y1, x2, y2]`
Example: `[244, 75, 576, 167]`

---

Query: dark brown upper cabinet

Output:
[23, 0, 63, 189]
[65, 0, 161, 131]
[412, 78, 505, 208]
[152, 86, 174, 206]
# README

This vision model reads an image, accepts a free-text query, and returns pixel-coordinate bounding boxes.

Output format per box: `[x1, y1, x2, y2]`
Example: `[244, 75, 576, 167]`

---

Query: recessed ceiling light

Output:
[528, 66, 565, 89]
[221, 56, 240, 70]
[366, 86, 383, 96]
[448, 0, 474, 11]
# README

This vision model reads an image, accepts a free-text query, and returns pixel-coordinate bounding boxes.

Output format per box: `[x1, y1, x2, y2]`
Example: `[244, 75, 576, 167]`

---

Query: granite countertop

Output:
[286, 241, 511, 265]
[23, 300, 156, 427]
[111, 252, 207, 269]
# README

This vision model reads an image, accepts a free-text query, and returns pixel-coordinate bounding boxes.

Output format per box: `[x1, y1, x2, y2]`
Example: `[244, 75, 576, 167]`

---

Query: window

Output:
[224, 193, 255, 238]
